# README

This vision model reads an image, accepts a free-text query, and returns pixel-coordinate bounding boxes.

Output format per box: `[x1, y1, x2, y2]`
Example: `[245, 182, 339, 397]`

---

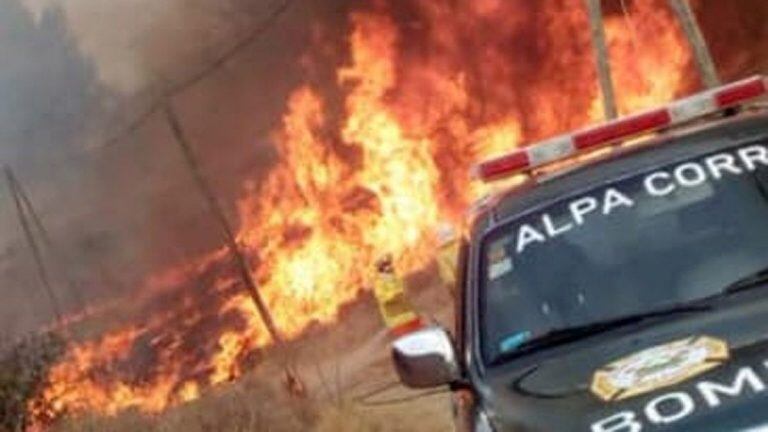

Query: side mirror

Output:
[391, 326, 460, 388]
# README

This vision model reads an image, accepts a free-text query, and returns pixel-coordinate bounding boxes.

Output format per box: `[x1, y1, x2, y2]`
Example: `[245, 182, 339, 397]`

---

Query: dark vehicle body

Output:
[398, 111, 768, 432]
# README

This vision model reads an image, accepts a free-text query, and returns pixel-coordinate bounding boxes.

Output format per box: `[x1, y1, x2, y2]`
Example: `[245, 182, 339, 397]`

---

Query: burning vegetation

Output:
[27, 0, 728, 424]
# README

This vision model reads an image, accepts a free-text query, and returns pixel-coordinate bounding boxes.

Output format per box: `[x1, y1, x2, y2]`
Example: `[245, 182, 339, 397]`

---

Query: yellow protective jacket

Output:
[437, 238, 460, 288]
[372, 272, 419, 331]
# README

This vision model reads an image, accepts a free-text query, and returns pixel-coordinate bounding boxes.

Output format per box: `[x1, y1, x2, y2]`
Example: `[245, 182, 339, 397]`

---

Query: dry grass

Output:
[47, 330, 453, 432]
[50, 377, 451, 432]
[314, 399, 451, 432]
[51, 372, 314, 432]
[47, 275, 455, 432]
[47, 336, 453, 432]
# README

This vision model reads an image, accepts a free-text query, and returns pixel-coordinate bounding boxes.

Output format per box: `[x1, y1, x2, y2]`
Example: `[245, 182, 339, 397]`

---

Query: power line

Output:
[167, 0, 295, 96]
[103, 0, 295, 148]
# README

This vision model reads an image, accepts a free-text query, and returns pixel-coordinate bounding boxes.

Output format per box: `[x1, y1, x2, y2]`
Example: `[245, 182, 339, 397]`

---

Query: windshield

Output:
[480, 142, 768, 364]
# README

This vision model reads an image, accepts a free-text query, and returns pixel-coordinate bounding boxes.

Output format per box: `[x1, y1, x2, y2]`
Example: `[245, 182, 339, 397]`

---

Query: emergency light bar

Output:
[473, 75, 768, 182]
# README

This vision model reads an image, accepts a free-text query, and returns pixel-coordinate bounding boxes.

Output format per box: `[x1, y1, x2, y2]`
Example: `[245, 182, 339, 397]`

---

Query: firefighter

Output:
[372, 253, 423, 337]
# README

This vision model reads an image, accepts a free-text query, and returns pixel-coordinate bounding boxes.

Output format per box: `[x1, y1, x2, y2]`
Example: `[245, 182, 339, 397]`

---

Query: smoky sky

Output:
[0, 0, 105, 171]
[0, 0, 114, 337]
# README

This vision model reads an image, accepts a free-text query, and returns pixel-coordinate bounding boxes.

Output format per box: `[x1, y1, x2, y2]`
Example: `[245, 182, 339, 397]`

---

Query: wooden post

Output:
[5, 167, 62, 323]
[163, 104, 282, 343]
[7, 171, 85, 310]
[585, 0, 619, 120]
[164, 103, 307, 396]
[668, 0, 720, 89]
[8, 173, 52, 248]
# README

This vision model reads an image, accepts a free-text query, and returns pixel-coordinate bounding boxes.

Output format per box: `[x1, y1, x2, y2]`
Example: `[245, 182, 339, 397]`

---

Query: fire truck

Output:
[391, 76, 768, 431]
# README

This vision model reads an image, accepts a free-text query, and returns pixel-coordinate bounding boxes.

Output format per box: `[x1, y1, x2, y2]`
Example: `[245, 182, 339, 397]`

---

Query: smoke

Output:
[8, 0, 768, 419]
[19, 0, 315, 95]
[0, 0, 764, 336]
[20, 0, 235, 94]
[0, 0, 99, 167]
[0, 0, 358, 339]
[0, 0, 763, 332]
[0, 0, 106, 337]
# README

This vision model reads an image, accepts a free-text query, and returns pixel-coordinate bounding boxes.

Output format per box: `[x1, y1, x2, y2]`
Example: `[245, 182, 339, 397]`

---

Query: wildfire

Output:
[33, 0, 696, 421]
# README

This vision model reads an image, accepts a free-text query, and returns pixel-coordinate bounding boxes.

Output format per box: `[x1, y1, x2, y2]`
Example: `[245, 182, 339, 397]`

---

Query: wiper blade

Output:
[491, 304, 711, 365]
[722, 267, 768, 295]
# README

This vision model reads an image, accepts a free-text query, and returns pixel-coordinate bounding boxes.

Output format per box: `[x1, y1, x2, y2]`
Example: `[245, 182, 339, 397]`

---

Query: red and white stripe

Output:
[473, 75, 768, 182]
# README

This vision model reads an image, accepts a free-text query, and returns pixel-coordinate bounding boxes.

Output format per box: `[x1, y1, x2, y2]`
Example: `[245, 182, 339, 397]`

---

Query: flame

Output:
[603, 0, 693, 114]
[32, 0, 698, 421]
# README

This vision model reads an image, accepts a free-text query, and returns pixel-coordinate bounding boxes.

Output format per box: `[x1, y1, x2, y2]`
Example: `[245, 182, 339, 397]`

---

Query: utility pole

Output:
[5, 167, 63, 323]
[668, 0, 720, 89]
[164, 103, 306, 397]
[164, 103, 282, 341]
[7, 170, 85, 311]
[585, 0, 619, 120]
[8, 173, 52, 248]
